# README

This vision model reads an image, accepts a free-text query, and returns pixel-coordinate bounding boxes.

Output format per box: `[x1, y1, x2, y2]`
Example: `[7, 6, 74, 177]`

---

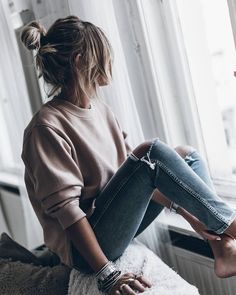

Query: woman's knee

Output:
[132, 141, 196, 161]
[132, 140, 153, 160]
[174, 145, 196, 159]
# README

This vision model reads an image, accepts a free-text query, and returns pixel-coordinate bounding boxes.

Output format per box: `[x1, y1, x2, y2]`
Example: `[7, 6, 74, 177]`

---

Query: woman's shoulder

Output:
[23, 99, 65, 142]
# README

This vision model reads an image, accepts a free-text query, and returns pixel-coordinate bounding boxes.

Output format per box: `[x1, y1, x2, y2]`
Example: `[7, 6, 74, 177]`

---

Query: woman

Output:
[20, 15, 236, 295]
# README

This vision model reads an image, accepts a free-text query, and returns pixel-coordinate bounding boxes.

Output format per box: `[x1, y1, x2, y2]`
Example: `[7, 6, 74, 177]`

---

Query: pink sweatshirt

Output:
[21, 96, 133, 266]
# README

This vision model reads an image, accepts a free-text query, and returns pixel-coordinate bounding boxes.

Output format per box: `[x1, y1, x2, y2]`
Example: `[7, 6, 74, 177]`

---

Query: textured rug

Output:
[68, 240, 199, 295]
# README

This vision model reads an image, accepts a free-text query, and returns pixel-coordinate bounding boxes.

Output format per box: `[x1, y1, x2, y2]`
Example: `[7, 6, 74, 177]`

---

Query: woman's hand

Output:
[179, 207, 221, 241]
[109, 272, 152, 295]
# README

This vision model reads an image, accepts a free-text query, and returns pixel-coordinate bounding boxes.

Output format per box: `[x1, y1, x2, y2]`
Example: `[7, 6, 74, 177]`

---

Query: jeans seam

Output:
[154, 159, 229, 226]
[92, 162, 145, 229]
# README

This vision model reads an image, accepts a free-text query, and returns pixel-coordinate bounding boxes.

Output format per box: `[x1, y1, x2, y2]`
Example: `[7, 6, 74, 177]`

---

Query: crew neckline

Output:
[49, 96, 96, 118]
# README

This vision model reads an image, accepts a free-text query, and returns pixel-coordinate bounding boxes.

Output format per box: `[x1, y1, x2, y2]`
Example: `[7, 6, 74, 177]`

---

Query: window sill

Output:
[0, 171, 23, 188]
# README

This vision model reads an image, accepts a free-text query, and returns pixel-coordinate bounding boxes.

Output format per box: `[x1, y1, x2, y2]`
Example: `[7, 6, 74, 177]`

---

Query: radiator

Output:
[0, 186, 27, 246]
[0, 185, 43, 249]
[170, 244, 236, 295]
[135, 216, 236, 295]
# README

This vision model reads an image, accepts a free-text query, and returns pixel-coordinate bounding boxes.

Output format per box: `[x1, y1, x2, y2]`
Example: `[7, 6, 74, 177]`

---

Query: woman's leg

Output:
[72, 137, 236, 275]
[175, 148, 236, 278]
[136, 138, 236, 278]
[133, 145, 214, 238]
[71, 144, 157, 273]
[142, 138, 236, 235]
[72, 153, 158, 272]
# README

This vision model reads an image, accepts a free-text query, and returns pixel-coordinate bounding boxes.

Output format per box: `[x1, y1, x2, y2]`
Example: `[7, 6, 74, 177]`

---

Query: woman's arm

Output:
[66, 217, 109, 272]
[152, 189, 221, 240]
[66, 217, 153, 295]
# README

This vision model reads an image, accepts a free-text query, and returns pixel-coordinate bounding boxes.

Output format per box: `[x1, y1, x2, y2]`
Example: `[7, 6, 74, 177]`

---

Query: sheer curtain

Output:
[67, 0, 175, 265]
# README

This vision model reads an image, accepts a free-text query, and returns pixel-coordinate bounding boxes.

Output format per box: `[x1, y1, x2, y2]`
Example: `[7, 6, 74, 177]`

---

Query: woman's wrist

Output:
[95, 260, 122, 292]
[96, 261, 116, 280]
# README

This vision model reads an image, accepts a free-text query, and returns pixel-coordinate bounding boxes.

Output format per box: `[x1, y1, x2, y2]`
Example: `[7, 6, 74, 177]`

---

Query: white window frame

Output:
[122, 0, 236, 200]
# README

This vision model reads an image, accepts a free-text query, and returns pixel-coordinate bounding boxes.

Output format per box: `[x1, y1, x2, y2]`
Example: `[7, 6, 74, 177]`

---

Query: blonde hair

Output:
[21, 15, 113, 103]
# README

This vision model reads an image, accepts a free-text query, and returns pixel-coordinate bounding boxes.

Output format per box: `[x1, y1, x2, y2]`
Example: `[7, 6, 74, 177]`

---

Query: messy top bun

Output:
[20, 16, 113, 101]
[21, 21, 46, 50]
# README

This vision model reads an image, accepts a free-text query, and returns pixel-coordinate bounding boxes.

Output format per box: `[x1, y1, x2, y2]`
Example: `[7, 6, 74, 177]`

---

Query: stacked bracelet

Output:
[96, 261, 122, 292]
[95, 261, 116, 281]
[98, 270, 122, 292]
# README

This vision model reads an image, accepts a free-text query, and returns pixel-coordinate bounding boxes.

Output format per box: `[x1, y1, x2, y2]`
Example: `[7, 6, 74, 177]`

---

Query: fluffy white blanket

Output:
[68, 240, 199, 295]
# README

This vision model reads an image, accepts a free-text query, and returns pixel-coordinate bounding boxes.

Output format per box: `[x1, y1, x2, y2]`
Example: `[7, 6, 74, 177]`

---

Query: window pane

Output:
[199, 0, 236, 174]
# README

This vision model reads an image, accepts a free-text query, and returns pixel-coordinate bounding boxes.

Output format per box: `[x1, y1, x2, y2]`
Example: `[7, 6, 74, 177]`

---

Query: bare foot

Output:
[209, 234, 236, 278]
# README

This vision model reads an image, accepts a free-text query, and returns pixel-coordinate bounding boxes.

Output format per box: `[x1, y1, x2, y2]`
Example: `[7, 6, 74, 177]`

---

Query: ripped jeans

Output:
[71, 137, 236, 274]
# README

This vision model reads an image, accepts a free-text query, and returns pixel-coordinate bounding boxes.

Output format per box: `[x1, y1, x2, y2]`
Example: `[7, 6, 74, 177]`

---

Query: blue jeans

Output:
[71, 138, 236, 274]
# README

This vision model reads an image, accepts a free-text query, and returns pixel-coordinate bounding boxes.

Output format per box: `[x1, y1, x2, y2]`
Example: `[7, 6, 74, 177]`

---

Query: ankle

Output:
[224, 219, 236, 239]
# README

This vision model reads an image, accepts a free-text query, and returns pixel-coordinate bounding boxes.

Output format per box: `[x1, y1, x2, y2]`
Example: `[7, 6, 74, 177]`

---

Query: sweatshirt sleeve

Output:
[21, 125, 86, 230]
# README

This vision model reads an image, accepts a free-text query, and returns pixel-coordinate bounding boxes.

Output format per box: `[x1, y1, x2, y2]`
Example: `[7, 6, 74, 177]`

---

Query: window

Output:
[200, 0, 236, 175]
[177, 0, 236, 177]
[174, 0, 236, 194]
[124, 0, 236, 199]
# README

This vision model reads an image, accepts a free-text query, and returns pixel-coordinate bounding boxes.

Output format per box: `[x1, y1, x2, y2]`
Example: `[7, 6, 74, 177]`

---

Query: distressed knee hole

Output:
[174, 145, 195, 159]
[131, 140, 153, 160]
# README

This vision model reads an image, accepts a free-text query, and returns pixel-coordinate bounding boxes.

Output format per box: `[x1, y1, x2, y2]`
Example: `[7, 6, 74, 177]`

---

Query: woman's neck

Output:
[59, 89, 91, 109]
